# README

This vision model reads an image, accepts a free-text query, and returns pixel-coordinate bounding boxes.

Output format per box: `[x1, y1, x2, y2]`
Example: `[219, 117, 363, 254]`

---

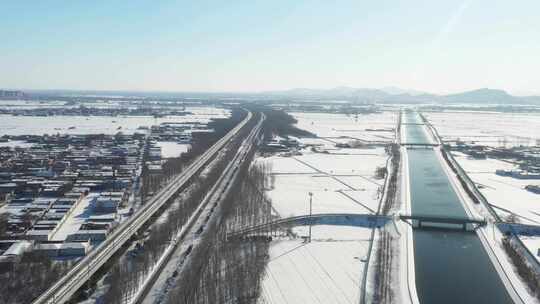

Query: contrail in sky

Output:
[432, 0, 472, 48]
[412, 0, 472, 88]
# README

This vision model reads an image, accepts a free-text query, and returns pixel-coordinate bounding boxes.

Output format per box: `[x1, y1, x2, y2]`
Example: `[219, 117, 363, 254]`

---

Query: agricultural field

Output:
[424, 111, 540, 147]
[256, 111, 395, 303]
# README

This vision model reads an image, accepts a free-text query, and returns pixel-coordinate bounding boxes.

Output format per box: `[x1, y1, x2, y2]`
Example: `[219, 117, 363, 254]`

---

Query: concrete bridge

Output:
[400, 143, 440, 147]
[399, 214, 487, 231]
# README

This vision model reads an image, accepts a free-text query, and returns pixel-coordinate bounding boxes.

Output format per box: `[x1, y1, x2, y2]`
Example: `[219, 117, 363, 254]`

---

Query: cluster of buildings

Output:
[452, 143, 540, 194]
[453, 143, 540, 165]
[261, 137, 300, 153]
[0, 133, 157, 262]
[0, 105, 190, 117]
[149, 121, 213, 143]
[495, 169, 540, 180]
[0, 90, 26, 99]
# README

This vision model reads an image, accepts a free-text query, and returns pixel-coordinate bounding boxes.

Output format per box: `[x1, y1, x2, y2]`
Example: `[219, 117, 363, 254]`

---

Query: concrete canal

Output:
[403, 111, 513, 304]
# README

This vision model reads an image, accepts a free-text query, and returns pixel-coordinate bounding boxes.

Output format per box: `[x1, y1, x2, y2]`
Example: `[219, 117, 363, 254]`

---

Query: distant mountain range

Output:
[7, 87, 540, 104]
[262, 87, 540, 104]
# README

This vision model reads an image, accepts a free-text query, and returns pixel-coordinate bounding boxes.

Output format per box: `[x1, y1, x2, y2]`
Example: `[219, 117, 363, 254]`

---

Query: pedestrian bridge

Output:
[226, 213, 490, 238]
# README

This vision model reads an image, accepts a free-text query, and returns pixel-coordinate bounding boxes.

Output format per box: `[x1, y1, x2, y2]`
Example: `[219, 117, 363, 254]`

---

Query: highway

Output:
[32, 110, 254, 304]
[137, 112, 265, 304]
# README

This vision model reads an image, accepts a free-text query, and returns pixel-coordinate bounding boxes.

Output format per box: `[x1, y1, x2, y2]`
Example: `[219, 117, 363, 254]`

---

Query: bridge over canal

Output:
[227, 213, 498, 238]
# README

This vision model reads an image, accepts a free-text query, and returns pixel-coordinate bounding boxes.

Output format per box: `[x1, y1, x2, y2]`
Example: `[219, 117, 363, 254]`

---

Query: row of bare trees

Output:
[163, 108, 350, 303]
[100, 111, 259, 303]
[372, 230, 394, 303]
[139, 108, 247, 203]
[381, 143, 400, 214]
[167, 155, 273, 304]
[502, 237, 540, 300]
[0, 252, 72, 304]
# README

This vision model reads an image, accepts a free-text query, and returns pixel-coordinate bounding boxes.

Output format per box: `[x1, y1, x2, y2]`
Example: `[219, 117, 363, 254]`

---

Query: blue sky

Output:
[1, 0, 539, 94]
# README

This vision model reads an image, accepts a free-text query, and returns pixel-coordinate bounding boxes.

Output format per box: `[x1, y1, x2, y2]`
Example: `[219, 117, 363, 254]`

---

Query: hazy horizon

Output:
[2, 1, 540, 95]
[4, 85, 539, 98]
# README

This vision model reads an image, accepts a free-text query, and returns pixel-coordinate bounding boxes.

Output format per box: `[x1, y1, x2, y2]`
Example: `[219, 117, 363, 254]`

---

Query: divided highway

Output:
[137, 112, 265, 304]
[32, 111, 253, 304]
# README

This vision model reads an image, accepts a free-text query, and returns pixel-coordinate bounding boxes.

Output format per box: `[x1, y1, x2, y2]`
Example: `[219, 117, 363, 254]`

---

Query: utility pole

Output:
[308, 192, 313, 243]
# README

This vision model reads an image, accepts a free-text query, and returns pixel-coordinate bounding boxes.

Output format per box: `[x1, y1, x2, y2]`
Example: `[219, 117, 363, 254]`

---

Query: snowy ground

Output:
[259, 225, 372, 304]
[156, 142, 191, 158]
[256, 111, 394, 304]
[0, 100, 67, 109]
[452, 152, 540, 225]
[51, 193, 98, 241]
[424, 111, 540, 147]
[450, 152, 540, 265]
[520, 236, 540, 262]
[258, 147, 387, 218]
[0, 140, 35, 148]
[257, 111, 393, 218]
[290, 111, 396, 144]
[0, 106, 230, 136]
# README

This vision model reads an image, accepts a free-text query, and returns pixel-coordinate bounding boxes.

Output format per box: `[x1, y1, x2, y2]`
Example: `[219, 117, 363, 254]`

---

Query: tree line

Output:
[140, 108, 247, 204]
[0, 251, 72, 304]
[100, 110, 260, 303]
[167, 145, 272, 304]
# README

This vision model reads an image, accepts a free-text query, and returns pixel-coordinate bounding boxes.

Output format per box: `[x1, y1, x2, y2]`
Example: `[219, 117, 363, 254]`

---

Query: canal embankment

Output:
[403, 111, 517, 304]
[421, 112, 540, 302]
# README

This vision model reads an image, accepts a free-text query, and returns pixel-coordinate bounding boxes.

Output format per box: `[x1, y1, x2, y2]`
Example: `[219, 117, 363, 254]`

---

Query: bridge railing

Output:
[227, 213, 392, 238]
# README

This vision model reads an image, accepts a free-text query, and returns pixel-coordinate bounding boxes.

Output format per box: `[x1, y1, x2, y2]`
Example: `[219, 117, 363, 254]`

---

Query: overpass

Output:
[227, 213, 492, 238]
[227, 213, 392, 239]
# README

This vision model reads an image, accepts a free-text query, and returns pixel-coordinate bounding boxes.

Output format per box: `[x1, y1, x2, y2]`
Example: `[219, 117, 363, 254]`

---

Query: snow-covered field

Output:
[259, 225, 372, 304]
[256, 111, 394, 304]
[0, 106, 230, 136]
[453, 152, 540, 225]
[258, 148, 387, 218]
[257, 111, 393, 218]
[424, 111, 540, 147]
[520, 236, 540, 262]
[450, 152, 540, 262]
[290, 111, 396, 144]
